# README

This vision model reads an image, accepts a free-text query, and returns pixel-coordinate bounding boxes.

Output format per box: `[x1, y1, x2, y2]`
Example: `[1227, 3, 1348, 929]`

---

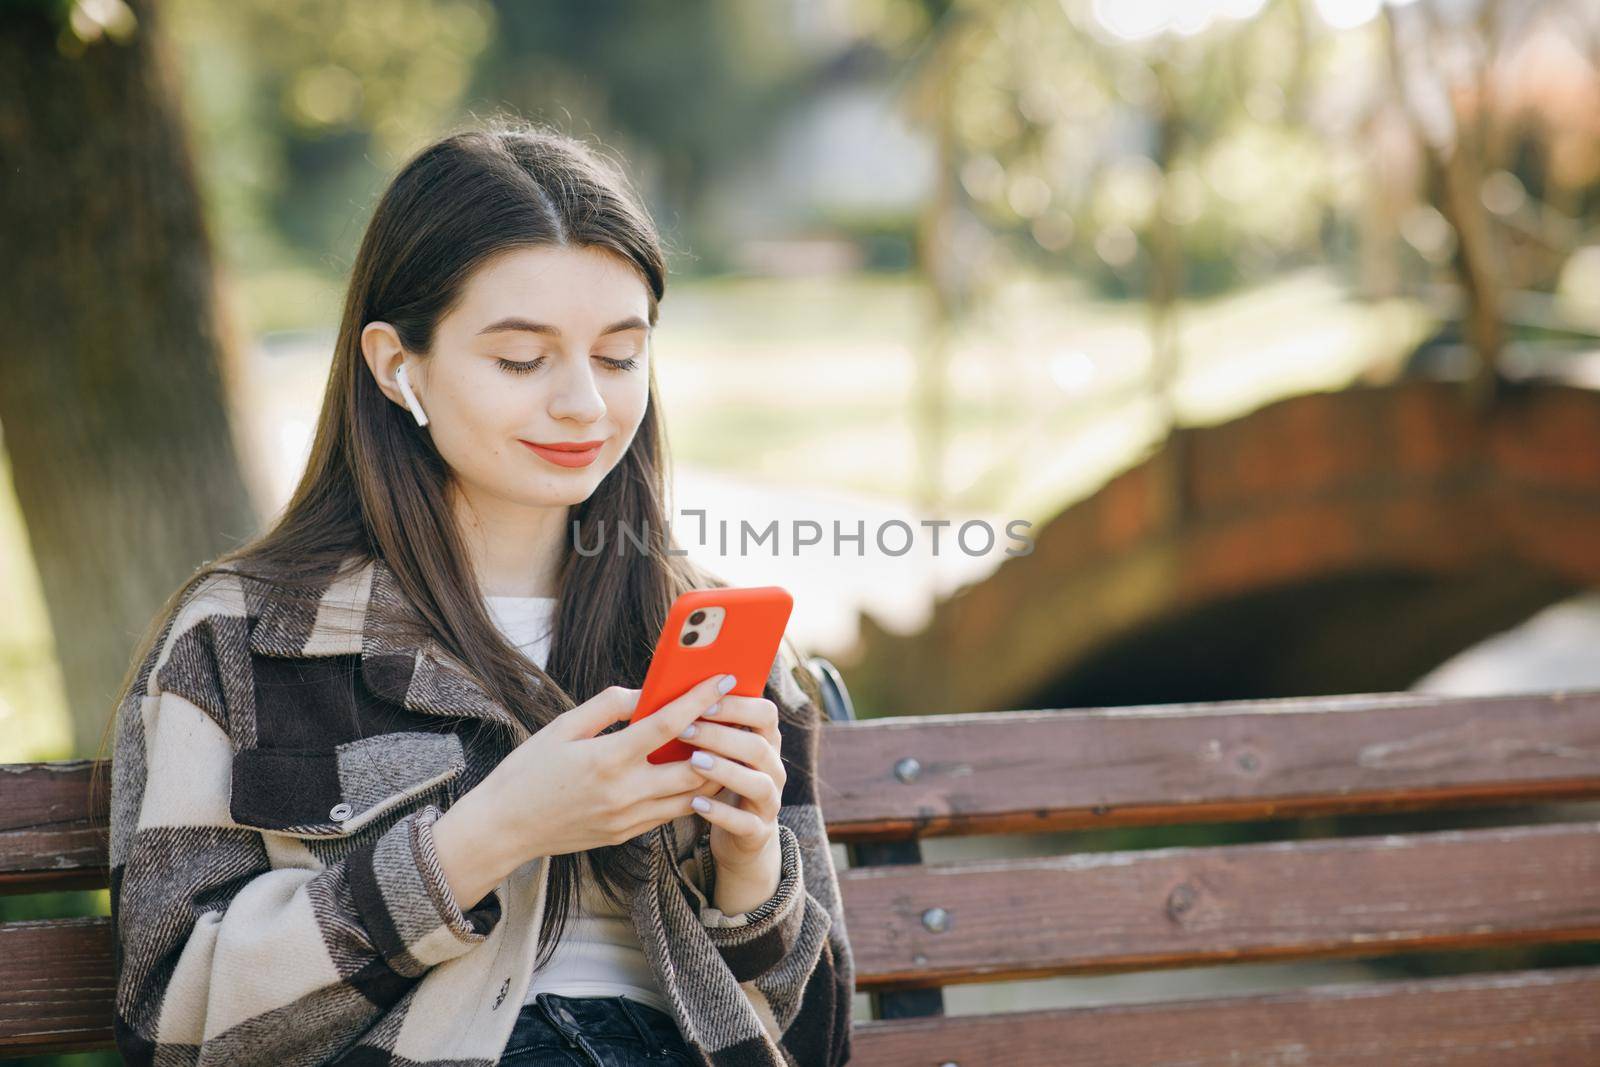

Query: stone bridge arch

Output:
[848, 381, 1600, 715]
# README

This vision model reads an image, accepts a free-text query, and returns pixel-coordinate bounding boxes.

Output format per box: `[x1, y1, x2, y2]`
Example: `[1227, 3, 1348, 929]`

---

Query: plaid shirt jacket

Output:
[108, 555, 855, 1065]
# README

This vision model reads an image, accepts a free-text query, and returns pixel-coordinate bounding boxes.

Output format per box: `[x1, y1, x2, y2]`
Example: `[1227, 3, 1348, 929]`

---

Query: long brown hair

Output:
[93, 117, 810, 973]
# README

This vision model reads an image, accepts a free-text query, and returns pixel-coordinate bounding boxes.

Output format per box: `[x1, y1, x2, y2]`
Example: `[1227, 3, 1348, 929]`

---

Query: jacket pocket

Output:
[230, 730, 467, 837]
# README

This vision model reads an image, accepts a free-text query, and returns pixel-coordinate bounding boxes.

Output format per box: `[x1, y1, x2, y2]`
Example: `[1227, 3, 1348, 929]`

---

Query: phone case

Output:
[629, 585, 794, 764]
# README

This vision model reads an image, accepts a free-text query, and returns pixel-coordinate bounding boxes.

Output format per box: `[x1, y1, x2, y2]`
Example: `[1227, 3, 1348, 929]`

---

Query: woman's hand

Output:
[432, 674, 730, 911]
[674, 690, 787, 914]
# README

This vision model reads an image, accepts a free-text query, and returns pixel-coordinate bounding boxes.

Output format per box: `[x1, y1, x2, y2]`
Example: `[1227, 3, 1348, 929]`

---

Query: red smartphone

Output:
[629, 585, 794, 764]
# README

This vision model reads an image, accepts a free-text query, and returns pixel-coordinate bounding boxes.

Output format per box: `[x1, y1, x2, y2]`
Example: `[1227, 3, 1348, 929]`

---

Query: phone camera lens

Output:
[683, 631, 699, 645]
[688, 610, 706, 625]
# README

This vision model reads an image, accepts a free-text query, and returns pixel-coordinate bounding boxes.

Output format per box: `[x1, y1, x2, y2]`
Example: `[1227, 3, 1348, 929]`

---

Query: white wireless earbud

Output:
[395, 362, 429, 427]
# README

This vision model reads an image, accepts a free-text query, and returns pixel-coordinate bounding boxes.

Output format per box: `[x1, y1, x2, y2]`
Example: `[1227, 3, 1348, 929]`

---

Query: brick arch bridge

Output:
[845, 381, 1600, 716]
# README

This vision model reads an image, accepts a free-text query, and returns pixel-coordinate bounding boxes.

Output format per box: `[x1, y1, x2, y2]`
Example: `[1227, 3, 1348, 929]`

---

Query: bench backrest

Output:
[6, 667, 1600, 1061]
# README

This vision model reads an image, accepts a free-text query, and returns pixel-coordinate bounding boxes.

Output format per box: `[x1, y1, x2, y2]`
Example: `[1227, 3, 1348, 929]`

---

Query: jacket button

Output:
[329, 802, 353, 821]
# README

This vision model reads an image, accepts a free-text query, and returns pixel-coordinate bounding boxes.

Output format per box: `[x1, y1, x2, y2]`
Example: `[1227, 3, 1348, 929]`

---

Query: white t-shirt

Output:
[482, 595, 674, 1018]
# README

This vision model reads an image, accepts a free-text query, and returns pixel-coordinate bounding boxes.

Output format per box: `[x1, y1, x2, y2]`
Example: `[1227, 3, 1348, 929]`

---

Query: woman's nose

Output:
[547, 368, 607, 422]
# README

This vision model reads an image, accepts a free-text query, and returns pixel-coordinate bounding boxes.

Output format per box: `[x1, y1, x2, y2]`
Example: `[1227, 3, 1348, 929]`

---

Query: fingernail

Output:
[691, 796, 711, 812]
[691, 750, 715, 770]
[678, 722, 698, 739]
[717, 674, 736, 694]
[704, 701, 719, 716]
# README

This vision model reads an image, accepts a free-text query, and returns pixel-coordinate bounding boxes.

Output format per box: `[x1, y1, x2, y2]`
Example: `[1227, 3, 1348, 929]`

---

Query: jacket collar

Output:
[242, 554, 527, 739]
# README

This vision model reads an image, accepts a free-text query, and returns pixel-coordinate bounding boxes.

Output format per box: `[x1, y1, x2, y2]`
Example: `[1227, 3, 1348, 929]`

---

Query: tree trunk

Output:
[1380, 7, 1504, 411]
[0, 0, 260, 759]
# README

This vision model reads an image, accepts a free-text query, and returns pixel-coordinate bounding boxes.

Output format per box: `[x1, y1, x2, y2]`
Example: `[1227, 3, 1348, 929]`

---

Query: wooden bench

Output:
[7, 661, 1600, 1061]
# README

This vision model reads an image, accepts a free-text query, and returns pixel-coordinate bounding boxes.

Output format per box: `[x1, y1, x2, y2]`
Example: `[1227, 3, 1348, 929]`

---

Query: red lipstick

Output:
[519, 438, 604, 468]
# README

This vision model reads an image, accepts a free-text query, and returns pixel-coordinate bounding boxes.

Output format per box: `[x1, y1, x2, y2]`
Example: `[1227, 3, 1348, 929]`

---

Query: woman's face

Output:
[369, 244, 653, 510]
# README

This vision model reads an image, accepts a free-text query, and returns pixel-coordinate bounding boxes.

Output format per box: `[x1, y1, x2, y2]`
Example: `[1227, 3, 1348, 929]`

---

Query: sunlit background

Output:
[14, 0, 1600, 754]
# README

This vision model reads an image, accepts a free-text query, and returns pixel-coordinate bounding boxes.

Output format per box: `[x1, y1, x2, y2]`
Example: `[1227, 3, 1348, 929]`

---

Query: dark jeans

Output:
[498, 992, 698, 1066]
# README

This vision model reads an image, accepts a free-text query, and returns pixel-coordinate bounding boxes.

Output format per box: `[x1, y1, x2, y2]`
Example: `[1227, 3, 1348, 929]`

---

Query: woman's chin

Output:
[517, 478, 601, 507]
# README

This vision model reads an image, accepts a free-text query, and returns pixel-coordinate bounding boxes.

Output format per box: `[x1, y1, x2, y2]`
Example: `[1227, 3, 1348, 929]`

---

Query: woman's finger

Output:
[675, 719, 773, 772]
[685, 748, 781, 821]
[691, 694, 781, 751]
[689, 791, 768, 839]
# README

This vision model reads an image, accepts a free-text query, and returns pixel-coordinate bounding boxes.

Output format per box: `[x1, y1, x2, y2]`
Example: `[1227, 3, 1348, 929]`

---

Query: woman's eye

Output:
[497, 354, 637, 374]
[496, 357, 543, 375]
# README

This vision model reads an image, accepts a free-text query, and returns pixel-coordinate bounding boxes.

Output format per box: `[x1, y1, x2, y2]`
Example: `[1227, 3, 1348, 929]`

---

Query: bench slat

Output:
[9, 691, 1600, 890]
[0, 917, 114, 1057]
[0, 761, 107, 894]
[7, 916, 1599, 1061]
[850, 964, 1600, 1066]
[822, 690, 1600, 840]
[843, 820, 1600, 988]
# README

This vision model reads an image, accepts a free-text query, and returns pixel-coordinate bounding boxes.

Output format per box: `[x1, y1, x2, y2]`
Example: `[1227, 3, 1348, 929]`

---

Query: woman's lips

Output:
[519, 439, 604, 468]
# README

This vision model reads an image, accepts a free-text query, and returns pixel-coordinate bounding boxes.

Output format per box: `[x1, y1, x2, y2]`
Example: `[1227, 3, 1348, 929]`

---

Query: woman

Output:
[100, 120, 855, 1066]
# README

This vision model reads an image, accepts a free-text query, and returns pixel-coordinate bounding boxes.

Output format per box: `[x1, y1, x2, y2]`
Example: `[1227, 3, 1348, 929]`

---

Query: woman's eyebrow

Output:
[476, 315, 648, 337]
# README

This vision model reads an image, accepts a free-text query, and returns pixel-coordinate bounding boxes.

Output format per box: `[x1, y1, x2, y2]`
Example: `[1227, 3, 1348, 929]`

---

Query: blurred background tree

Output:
[0, 0, 258, 763]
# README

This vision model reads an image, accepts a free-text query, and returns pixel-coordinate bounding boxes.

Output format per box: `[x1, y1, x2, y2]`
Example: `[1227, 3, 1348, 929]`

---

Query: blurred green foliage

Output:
[161, 0, 831, 333]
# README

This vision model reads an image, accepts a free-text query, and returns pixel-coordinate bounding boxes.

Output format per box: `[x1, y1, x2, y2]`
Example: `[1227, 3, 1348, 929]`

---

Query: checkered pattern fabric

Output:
[109, 555, 854, 1065]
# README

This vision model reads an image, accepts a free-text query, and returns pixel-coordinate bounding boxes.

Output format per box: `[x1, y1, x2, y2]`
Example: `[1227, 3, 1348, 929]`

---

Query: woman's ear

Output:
[361, 321, 420, 420]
